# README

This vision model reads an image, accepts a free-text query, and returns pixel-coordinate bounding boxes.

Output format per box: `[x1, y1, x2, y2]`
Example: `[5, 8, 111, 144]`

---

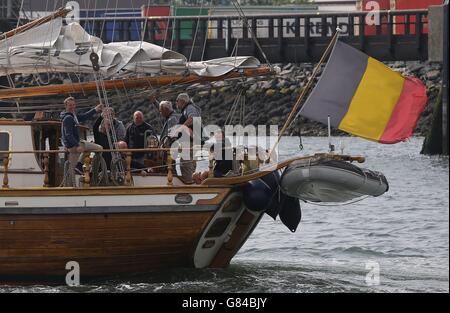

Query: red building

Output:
[393, 0, 443, 34]
[360, 0, 444, 35]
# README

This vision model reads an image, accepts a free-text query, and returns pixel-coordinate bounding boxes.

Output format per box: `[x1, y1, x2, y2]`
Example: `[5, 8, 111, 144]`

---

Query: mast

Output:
[0, 67, 273, 100]
[0, 7, 71, 40]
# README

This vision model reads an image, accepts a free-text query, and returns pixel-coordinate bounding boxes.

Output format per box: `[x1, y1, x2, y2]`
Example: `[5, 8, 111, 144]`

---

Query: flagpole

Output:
[268, 28, 342, 158]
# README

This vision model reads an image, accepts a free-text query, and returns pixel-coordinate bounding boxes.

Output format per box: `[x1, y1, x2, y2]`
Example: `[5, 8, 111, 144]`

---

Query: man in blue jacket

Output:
[60, 97, 103, 185]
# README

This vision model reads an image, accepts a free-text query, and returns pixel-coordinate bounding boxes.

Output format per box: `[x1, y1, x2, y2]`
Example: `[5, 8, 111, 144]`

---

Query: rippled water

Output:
[1, 137, 448, 293]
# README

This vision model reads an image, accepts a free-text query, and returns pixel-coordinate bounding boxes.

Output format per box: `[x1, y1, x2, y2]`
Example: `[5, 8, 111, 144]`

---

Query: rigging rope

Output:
[89, 51, 126, 179]
[201, 6, 213, 62]
[111, 0, 119, 43]
[188, 0, 204, 63]
[15, 0, 25, 29]
[230, 0, 271, 67]
[96, 0, 111, 51]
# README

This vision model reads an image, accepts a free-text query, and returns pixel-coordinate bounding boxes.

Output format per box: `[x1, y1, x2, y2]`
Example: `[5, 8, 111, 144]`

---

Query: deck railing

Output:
[0, 148, 176, 188]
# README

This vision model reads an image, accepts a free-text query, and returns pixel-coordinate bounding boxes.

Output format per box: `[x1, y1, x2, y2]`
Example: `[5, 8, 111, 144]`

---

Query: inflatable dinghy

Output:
[280, 157, 389, 203]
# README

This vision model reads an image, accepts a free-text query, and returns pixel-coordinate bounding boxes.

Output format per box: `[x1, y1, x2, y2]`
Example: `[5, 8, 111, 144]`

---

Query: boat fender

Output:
[243, 179, 273, 212]
[243, 172, 280, 212]
[279, 193, 302, 233]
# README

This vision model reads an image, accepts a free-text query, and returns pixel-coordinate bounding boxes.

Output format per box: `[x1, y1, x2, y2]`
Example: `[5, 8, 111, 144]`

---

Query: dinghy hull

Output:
[280, 158, 389, 203]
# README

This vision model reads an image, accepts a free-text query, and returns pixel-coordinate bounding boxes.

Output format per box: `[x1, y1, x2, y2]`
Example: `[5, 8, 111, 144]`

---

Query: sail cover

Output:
[0, 17, 260, 78]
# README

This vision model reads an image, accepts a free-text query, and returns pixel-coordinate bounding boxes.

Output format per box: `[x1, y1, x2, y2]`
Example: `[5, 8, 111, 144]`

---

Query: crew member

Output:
[174, 93, 202, 184]
[125, 110, 155, 169]
[93, 107, 126, 169]
[159, 100, 180, 140]
[60, 97, 103, 185]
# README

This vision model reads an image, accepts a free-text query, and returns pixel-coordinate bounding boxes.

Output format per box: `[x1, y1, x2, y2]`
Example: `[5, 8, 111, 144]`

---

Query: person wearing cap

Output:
[174, 93, 202, 183]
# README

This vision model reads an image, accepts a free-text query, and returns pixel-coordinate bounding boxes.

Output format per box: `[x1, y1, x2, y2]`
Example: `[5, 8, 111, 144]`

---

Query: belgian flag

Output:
[300, 41, 428, 144]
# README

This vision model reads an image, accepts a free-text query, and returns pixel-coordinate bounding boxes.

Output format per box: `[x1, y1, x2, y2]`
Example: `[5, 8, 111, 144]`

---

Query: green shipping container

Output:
[174, 7, 209, 40]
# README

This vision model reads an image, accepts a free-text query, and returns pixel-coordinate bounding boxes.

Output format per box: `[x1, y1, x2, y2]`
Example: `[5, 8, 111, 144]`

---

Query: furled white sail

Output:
[0, 17, 260, 78]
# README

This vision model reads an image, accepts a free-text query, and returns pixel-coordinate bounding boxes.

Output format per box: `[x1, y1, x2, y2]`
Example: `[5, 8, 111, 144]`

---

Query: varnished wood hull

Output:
[0, 211, 213, 280]
[0, 187, 264, 282]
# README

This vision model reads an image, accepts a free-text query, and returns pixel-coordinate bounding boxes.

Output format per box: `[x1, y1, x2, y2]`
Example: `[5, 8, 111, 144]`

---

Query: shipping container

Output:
[141, 6, 171, 41]
[393, 0, 443, 34]
[174, 7, 209, 40]
[80, 8, 141, 42]
[360, 0, 391, 35]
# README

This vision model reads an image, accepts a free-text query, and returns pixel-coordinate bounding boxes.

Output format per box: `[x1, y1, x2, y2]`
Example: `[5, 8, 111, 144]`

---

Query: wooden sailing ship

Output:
[0, 7, 390, 282]
[0, 116, 312, 280]
[0, 8, 287, 281]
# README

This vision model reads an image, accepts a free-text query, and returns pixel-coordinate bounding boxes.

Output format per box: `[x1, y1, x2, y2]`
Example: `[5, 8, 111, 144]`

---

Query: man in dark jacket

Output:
[93, 107, 127, 169]
[125, 111, 155, 169]
[60, 97, 103, 185]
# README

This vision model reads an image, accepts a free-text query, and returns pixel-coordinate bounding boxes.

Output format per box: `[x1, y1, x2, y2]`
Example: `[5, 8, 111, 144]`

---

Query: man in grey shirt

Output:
[174, 93, 202, 183]
[159, 100, 180, 140]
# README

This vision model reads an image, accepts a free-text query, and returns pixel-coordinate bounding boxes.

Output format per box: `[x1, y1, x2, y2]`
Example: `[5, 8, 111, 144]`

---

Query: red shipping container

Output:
[141, 6, 171, 41]
[394, 0, 443, 34]
[362, 0, 391, 35]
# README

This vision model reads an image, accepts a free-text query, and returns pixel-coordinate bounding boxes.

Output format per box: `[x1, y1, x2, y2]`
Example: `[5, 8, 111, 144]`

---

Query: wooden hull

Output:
[0, 211, 212, 280]
[0, 187, 264, 282]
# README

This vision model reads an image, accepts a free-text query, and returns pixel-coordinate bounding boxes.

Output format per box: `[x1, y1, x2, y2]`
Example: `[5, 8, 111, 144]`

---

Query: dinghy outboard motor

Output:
[280, 157, 389, 203]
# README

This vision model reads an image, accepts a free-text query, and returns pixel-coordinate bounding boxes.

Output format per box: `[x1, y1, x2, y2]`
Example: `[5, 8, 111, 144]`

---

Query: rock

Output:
[248, 83, 257, 92]
[295, 87, 304, 94]
[280, 69, 293, 76]
[391, 61, 406, 68]
[266, 89, 276, 97]
[408, 62, 424, 74]
[213, 81, 225, 87]
[260, 81, 273, 89]
[280, 87, 291, 94]
[283, 63, 293, 71]
[246, 90, 254, 96]
[186, 83, 202, 90]
[426, 70, 441, 80]
[276, 80, 287, 88]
